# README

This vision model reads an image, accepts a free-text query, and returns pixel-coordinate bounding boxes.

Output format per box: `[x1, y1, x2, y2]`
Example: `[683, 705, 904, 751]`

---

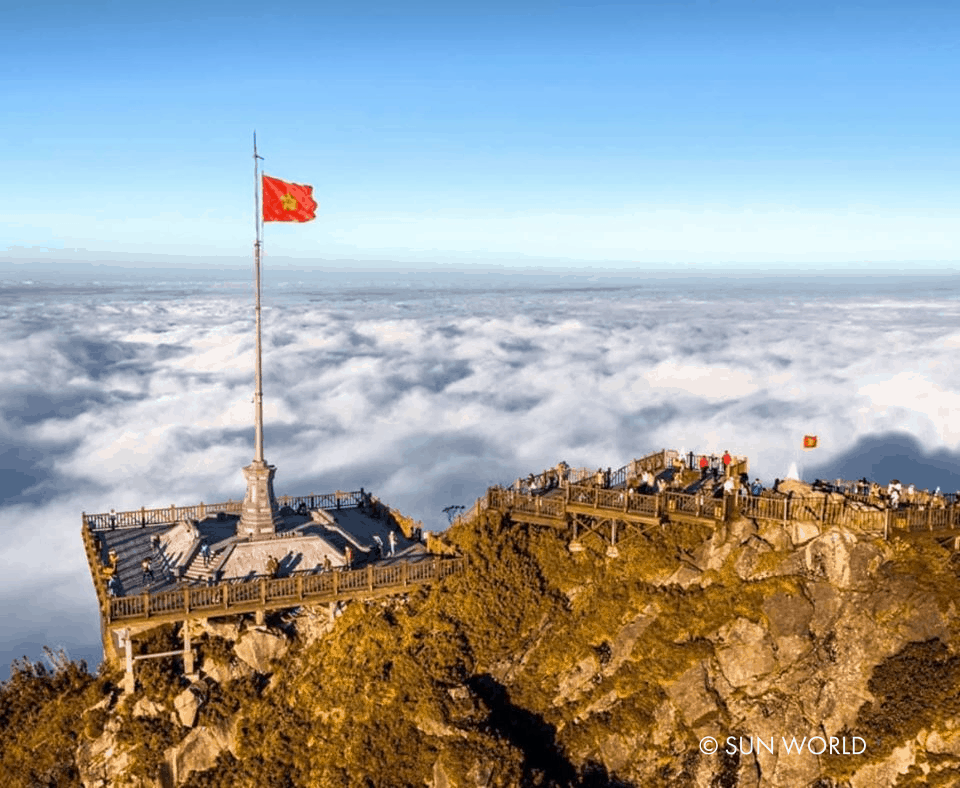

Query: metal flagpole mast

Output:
[253, 132, 265, 464]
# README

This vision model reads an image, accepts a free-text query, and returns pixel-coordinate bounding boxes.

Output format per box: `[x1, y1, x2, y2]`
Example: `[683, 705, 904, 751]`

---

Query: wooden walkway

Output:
[475, 471, 960, 550]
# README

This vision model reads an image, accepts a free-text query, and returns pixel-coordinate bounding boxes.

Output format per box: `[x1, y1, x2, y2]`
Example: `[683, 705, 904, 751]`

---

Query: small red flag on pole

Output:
[262, 174, 317, 222]
[803, 435, 818, 449]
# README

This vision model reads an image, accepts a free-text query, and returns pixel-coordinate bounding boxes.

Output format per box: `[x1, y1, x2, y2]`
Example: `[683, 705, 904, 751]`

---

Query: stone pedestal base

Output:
[237, 460, 283, 539]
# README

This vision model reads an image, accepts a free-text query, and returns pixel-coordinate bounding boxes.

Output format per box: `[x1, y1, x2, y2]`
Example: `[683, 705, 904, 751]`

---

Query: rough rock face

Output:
[166, 722, 235, 784]
[77, 711, 157, 788]
[70, 509, 960, 787]
[233, 628, 288, 673]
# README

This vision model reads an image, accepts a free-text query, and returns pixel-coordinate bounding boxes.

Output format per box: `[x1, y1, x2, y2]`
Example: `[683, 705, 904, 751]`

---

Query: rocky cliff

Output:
[5, 504, 960, 787]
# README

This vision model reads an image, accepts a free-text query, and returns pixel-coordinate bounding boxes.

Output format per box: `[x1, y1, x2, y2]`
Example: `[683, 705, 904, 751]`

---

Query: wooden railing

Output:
[487, 481, 960, 539]
[488, 486, 726, 524]
[83, 491, 367, 531]
[106, 556, 464, 623]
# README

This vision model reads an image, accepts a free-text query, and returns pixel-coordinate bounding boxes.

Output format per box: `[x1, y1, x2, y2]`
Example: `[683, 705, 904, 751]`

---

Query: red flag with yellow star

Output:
[262, 174, 317, 222]
[803, 435, 818, 449]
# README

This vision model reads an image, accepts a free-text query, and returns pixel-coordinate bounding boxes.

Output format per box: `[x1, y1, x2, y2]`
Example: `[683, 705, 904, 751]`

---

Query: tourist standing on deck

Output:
[141, 558, 154, 584]
[373, 534, 384, 558]
[722, 451, 732, 477]
[200, 540, 211, 567]
[344, 546, 352, 569]
[699, 455, 709, 478]
[266, 555, 280, 577]
[388, 530, 397, 557]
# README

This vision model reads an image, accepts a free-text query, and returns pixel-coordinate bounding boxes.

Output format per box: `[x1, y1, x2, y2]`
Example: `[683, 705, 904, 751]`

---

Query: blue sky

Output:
[3, 0, 959, 266]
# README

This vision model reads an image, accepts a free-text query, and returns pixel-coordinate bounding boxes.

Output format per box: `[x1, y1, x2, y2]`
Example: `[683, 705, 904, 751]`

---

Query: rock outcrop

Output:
[59, 506, 960, 786]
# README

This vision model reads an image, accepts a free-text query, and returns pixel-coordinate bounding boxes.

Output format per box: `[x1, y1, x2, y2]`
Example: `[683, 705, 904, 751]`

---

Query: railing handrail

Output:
[485, 482, 960, 537]
[107, 555, 464, 622]
[84, 491, 368, 531]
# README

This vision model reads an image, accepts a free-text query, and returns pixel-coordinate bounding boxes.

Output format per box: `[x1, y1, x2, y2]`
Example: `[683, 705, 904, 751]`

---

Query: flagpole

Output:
[252, 132, 265, 464]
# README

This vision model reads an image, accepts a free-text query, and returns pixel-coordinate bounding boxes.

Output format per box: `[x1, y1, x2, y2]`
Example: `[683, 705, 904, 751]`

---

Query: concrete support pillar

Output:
[183, 625, 195, 679]
[122, 629, 135, 694]
[255, 608, 265, 626]
[567, 517, 583, 553]
[606, 520, 620, 558]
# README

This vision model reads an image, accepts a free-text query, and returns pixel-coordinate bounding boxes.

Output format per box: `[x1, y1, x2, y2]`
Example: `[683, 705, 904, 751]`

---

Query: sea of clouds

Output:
[3, 264, 960, 673]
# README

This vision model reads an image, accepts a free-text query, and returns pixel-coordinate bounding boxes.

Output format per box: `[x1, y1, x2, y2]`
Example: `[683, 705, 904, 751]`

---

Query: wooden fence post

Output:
[142, 592, 150, 619]
[260, 577, 267, 607]
[402, 561, 409, 587]
[367, 565, 374, 592]
[183, 588, 190, 615]
[223, 582, 229, 612]
[332, 570, 339, 597]
[297, 575, 304, 601]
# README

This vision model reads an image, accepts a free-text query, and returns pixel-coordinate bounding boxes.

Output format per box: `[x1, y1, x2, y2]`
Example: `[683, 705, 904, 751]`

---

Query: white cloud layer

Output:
[3, 269, 960, 671]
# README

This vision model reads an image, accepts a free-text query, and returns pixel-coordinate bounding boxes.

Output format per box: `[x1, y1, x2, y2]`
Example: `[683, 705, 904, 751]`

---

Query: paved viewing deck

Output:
[81, 491, 464, 643]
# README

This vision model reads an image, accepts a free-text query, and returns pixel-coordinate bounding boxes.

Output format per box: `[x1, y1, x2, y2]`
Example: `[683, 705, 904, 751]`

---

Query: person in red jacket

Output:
[699, 455, 709, 478]
[722, 450, 732, 477]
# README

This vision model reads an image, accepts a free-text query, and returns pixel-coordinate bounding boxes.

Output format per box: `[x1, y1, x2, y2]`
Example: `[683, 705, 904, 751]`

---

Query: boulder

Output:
[167, 723, 233, 784]
[234, 629, 289, 673]
[190, 617, 240, 642]
[132, 697, 166, 719]
[789, 520, 821, 546]
[174, 687, 201, 728]
[201, 658, 232, 686]
[803, 529, 862, 588]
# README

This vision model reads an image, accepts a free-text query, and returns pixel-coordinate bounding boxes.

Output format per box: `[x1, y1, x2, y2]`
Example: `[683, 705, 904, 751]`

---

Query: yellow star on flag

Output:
[280, 193, 298, 211]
